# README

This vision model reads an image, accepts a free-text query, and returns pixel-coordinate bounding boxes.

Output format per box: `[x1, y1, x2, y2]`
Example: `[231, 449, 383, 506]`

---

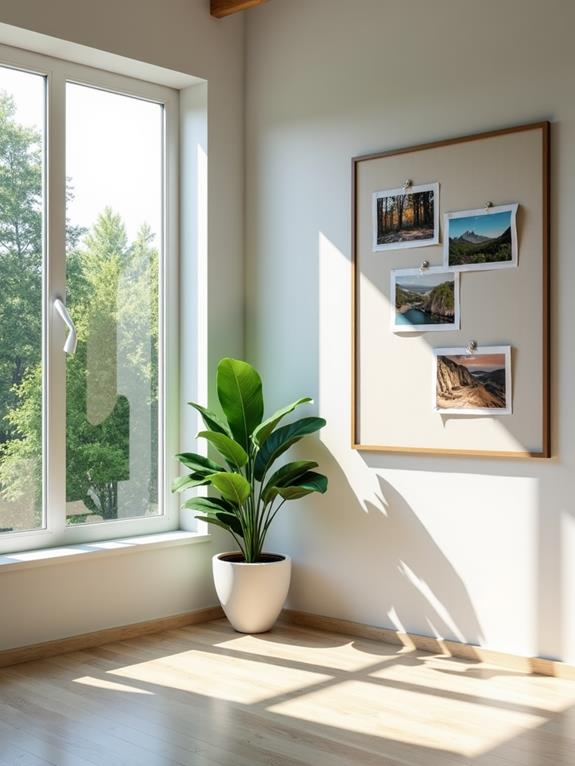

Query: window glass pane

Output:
[65, 83, 162, 525]
[0, 66, 45, 533]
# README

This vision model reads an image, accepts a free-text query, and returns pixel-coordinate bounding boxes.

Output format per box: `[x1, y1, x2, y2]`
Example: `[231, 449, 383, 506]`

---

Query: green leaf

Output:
[188, 402, 231, 437]
[216, 358, 263, 450]
[214, 511, 244, 537]
[175, 452, 224, 475]
[262, 460, 318, 503]
[276, 471, 328, 500]
[252, 397, 312, 447]
[195, 514, 244, 537]
[171, 473, 211, 493]
[197, 431, 248, 468]
[182, 496, 236, 513]
[208, 471, 251, 505]
[183, 498, 244, 537]
[254, 417, 326, 482]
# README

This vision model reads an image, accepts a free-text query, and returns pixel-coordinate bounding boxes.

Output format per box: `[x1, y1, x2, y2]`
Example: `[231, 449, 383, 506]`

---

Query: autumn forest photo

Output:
[374, 184, 437, 249]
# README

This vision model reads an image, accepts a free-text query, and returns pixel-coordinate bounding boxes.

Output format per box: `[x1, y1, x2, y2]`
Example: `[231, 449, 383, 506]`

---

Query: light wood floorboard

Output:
[0, 619, 574, 765]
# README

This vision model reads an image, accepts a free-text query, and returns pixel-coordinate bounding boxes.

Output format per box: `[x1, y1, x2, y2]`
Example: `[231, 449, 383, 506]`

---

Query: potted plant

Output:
[173, 358, 327, 633]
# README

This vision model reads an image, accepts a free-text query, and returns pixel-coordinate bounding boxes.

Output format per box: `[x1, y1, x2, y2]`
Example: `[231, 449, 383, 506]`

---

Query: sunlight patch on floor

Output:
[210, 631, 399, 672]
[73, 675, 154, 695]
[372, 655, 575, 713]
[267, 678, 548, 758]
[109, 650, 332, 705]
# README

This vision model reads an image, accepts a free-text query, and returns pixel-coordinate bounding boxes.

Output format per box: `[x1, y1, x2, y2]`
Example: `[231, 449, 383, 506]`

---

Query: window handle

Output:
[53, 298, 77, 355]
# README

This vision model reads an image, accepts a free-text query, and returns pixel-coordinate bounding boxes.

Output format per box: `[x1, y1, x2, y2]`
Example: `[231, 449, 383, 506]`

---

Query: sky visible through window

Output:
[66, 82, 162, 242]
[0, 66, 44, 136]
[1, 67, 162, 242]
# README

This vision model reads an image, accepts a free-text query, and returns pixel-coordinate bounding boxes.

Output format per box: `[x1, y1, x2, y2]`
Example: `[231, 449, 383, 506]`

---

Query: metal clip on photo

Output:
[466, 340, 478, 355]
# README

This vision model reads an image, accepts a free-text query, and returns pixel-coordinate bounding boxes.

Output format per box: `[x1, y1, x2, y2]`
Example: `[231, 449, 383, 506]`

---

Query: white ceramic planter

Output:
[212, 552, 292, 633]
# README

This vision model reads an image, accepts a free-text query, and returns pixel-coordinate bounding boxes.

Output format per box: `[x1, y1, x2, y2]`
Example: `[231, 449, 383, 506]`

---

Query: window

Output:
[0, 45, 179, 553]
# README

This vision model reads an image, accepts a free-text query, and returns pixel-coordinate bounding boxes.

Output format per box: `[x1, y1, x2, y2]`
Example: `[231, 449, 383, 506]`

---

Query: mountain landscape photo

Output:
[435, 353, 508, 411]
[395, 272, 456, 328]
[447, 208, 515, 267]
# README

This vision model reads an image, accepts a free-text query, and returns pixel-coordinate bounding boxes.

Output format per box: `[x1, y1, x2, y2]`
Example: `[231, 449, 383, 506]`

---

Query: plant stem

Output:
[262, 498, 286, 540]
[229, 529, 246, 559]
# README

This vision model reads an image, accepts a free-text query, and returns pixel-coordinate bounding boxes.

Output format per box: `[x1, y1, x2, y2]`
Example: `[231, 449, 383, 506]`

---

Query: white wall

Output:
[0, 0, 244, 649]
[0, 545, 217, 649]
[246, 0, 575, 663]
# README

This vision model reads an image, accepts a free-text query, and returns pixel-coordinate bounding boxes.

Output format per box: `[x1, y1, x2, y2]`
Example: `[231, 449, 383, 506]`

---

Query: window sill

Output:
[0, 531, 212, 573]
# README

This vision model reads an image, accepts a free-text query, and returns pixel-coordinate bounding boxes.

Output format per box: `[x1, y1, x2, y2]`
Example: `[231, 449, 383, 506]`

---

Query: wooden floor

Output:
[0, 619, 574, 765]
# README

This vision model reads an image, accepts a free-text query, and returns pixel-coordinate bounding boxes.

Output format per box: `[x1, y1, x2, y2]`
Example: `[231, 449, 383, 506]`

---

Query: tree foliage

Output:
[0, 94, 42, 448]
[0, 93, 159, 528]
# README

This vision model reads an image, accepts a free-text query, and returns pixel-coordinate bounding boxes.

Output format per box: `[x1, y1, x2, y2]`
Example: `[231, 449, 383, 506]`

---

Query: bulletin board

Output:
[351, 123, 550, 458]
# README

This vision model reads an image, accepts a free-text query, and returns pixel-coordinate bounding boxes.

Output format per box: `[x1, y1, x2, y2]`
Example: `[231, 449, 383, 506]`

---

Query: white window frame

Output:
[0, 43, 180, 555]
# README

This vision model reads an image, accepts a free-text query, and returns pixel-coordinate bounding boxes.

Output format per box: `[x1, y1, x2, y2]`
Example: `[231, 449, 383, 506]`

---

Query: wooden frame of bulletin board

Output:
[351, 122, 550, 458]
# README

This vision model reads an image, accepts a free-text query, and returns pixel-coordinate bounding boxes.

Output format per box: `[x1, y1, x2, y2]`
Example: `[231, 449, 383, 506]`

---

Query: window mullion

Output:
[45, 66, 67, 540]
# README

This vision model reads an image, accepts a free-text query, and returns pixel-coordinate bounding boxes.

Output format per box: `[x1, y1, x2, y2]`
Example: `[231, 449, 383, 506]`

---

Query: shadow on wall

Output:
[361, 449, 569, 661]
[339, 124, 565, 660]
[367, 475, 484, 645]
[249, 119, 568, 658]
[314, 208, 568, 659]
[280, 442, 484, 647]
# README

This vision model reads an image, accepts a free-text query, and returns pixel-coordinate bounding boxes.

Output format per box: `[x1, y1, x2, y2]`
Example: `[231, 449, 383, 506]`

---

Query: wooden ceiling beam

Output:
[210, 0, 268, 19]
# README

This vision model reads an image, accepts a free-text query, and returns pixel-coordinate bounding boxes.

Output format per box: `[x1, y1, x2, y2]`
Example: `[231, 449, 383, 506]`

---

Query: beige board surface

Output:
[355, 127, 546, 455]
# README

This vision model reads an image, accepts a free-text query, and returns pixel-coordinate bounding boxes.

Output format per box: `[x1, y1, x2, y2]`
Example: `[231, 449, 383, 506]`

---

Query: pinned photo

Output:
[433, 346, 512, 415]
[373, 182, 439, 251]
[444, 203, 518, 271]
[391, 267, 459, 332]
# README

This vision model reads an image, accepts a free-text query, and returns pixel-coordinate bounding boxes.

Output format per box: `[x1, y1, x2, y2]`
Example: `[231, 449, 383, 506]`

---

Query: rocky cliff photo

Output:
[393, 269, 458, 330]
[435, 354, 508, 411]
